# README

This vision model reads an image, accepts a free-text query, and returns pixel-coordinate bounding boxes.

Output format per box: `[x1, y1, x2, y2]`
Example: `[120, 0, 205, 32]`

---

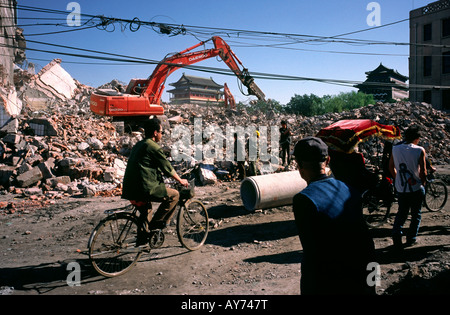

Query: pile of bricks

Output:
[1, 85, 449, 202]
[0, 112, 131, 199]
[165, 101, 450, 167]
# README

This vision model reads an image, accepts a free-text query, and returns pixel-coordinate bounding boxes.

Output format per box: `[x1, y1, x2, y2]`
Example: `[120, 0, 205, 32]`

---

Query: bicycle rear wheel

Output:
[425, 180, 448, 212]
[361, 189, 391, 228]
[177, 200, 209, 251]
[88, 213, 143, 277]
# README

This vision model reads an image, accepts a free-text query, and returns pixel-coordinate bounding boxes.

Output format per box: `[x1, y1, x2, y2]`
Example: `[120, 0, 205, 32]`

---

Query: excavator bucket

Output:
[247, 81, 266, 101]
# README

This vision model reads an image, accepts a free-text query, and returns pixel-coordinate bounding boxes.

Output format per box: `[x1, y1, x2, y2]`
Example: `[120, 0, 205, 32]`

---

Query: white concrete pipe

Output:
[240, 171, 307, 211]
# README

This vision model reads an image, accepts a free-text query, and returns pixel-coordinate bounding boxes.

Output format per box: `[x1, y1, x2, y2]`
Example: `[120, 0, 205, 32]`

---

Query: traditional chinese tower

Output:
[168, 73, 224, 105]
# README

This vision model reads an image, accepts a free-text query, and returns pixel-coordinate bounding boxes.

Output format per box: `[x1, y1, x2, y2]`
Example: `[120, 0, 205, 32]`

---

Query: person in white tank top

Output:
[392, 142, 424, 193]
[389, 126, 427, 250]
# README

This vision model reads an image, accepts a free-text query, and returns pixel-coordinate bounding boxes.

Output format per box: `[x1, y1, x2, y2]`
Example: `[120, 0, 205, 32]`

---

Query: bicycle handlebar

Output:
[174, 179, 196, 200]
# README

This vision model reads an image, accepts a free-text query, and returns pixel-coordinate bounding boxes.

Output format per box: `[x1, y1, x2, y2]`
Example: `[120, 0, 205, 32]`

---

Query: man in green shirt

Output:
[122, 117, 188, 231]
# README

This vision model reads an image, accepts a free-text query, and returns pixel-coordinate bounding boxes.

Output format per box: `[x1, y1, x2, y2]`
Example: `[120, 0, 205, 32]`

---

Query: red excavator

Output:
[223, 83, 236, 110]
[90, 36, 265, 122]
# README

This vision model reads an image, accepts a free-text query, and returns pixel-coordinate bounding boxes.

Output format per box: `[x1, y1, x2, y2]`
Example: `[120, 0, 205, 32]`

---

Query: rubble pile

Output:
[287, 101, 450, 165]
[0, 110, 134, 200]
[1, 64, 142, 201]
[167, 101, 450, 165]
[1, 76, 449, 202]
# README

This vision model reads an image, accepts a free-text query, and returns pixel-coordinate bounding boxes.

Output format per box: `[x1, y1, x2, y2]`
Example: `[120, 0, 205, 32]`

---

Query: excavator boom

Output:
[90, 36, 265, 118]
[210, 37, 265, 102]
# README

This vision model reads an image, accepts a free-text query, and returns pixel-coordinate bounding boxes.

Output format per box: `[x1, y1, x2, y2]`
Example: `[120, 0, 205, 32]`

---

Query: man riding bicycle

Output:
[122, 117, 188, 236]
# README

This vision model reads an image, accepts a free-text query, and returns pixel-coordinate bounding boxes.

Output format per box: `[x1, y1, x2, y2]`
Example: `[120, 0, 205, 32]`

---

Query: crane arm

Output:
[223, 82, 235, 109]
[142, 36, 265, 104]
[142, 47, 221, 104]
[211, 37, 266, 102]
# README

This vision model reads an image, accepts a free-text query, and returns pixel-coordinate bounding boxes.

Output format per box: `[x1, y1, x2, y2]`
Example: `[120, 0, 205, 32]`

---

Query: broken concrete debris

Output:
[198, 163, 218, 185]
[1, 59, 449, 204]
[1, 65, 130, 199]
[1, 97, 448, 203]
[0, 113, 128, 198]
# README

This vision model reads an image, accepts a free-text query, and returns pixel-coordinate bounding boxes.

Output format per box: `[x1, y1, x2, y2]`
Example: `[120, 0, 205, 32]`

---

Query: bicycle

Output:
[361, 175, 394, 228]
[424, 173, 448, 212]
[362, 173, 448, 227]
[87, 180, 209, 277]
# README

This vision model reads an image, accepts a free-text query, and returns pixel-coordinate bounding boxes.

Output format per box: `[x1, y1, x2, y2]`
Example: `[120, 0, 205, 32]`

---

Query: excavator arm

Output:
[141, 36, 265, 104]
[223, 83, 235, 110]
[210, 37, 266, 102]
[90, 36, 265, 118]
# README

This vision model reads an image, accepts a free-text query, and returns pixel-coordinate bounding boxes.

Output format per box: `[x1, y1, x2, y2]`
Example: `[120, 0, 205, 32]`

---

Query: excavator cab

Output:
[125, 79, 150, 95]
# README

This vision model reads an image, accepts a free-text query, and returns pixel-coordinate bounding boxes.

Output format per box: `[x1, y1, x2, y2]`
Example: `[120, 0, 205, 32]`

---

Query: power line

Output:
[0, 39, 361, 87]
[13, 3, 449, 50]
[3, 38, 448, 91]
[24, 25, 100, 36]
[9, 5, 450, 91]
[308, 18, 410, 42]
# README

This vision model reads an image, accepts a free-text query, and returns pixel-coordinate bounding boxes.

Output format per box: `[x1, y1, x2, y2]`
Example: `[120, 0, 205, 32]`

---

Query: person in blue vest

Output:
[292, 137, 376, 295]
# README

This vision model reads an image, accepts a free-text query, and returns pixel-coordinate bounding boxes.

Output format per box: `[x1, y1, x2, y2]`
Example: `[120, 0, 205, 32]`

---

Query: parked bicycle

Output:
[87, 180, 209, 277]
[361, 174, 394, 228]
[316, 119, 447, 228]
[423, 173, 448, 212]
[362, 172, 448, 228]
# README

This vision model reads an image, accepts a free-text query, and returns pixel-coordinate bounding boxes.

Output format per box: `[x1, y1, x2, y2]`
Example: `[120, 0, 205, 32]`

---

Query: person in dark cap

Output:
[279, 120, 292, 166]
[292, 137, 376, 295]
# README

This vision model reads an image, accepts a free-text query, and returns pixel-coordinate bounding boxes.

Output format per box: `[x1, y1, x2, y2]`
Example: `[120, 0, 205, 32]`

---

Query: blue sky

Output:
[17, 0, 433, 105]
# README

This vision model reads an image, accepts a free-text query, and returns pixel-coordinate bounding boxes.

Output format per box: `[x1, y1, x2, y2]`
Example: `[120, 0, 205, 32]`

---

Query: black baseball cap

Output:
[293, 137, 328, 162]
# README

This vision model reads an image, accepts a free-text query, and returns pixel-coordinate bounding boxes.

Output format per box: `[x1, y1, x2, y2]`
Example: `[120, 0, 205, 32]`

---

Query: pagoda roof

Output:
[365, 63, 408, 81]
[167, 87, 224, 94]
[169, 73, 223, 88]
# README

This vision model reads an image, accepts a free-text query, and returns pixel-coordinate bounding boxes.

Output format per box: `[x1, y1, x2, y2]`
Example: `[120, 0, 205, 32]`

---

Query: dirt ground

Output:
[1, 166, 449, 298]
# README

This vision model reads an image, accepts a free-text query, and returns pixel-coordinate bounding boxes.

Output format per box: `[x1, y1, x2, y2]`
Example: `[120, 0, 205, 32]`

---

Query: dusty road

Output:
[1, 166, 449, 301]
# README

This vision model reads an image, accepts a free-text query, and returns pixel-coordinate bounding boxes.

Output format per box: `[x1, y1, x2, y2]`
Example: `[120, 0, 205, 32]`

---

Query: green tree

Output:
[237, 99, 283, 114]
[286, 94, 323, 116]
[323, 91, 374, 113]
[236, 91, 375, 116]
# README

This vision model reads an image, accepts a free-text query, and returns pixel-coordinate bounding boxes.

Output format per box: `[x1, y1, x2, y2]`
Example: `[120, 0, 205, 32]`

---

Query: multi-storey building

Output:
[410, 0, 450, 110]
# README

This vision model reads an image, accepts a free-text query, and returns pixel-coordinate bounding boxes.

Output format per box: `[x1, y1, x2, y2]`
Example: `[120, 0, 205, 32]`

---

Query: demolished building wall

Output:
[23, 59, 80, 111]
[0, 0, 25, 128]
[0, 0, 17, 86]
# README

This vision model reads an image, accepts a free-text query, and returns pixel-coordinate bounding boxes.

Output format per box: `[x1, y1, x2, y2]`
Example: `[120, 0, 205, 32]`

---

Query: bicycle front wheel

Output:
[425, 180, 448, 212]
[177, 200, 209, 251]
[361, 189, 391, 228]
[88, 213, 143, 277]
